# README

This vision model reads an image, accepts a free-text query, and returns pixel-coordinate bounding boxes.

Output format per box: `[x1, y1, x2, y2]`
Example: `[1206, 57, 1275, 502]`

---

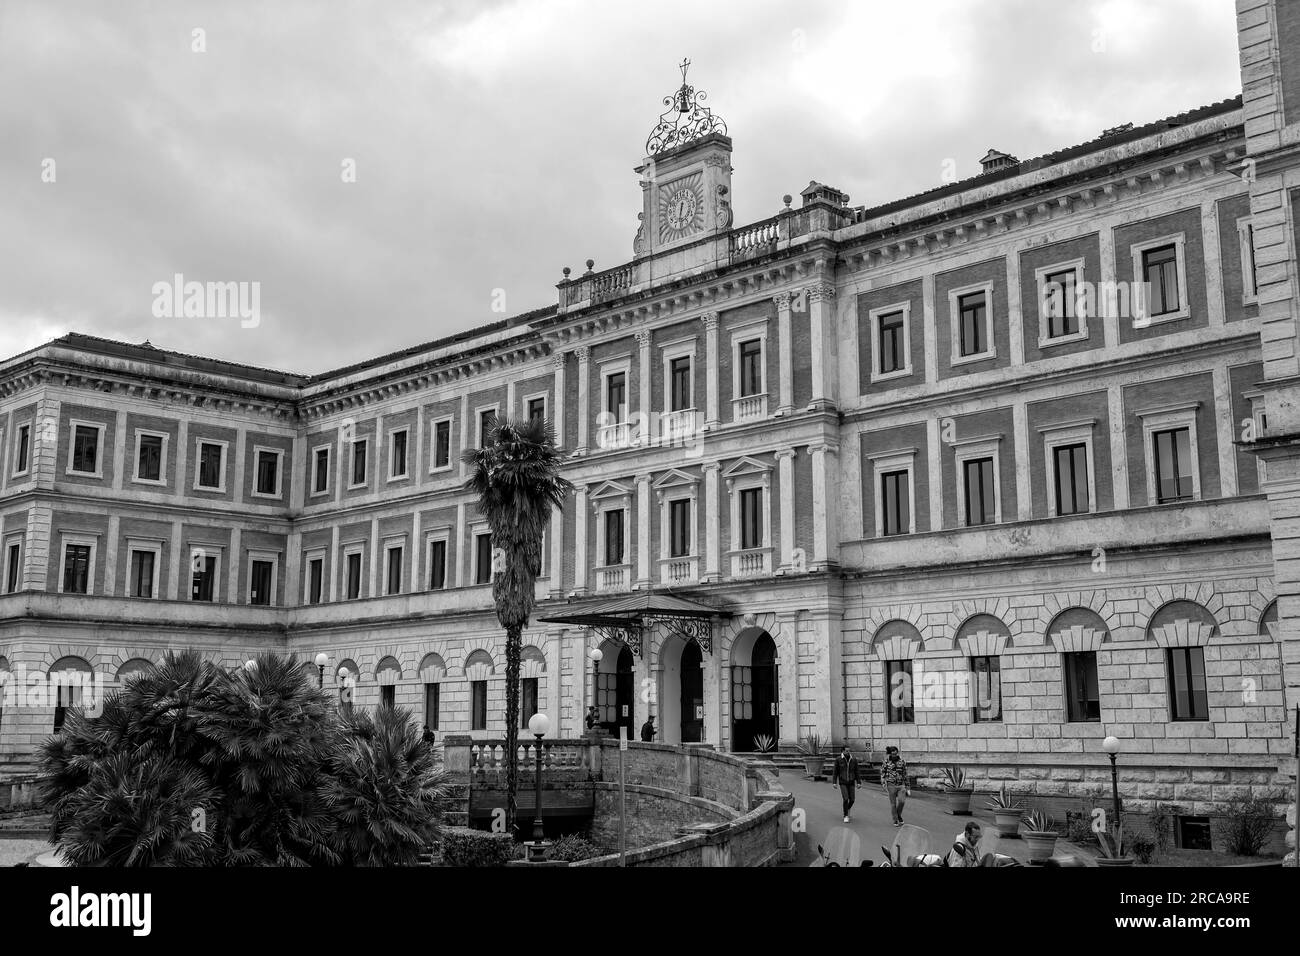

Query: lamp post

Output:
[314, 652, 329, 688]
[588, 647, 603, 730]
[526, 712, 552, 862]
[1102, 735, 1122, 829]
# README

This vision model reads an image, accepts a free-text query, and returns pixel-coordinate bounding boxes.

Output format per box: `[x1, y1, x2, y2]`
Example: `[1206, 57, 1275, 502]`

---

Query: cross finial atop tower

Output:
[679, 57, 691, 84]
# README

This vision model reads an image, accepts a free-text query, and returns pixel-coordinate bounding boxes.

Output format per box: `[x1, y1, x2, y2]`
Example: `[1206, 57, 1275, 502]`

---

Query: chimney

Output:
[799, 180, 850, 207]
[979, 149, 1019, 173]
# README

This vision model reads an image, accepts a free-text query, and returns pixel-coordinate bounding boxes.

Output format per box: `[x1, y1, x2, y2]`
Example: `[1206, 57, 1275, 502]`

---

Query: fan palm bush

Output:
[463, 415, 573, 833]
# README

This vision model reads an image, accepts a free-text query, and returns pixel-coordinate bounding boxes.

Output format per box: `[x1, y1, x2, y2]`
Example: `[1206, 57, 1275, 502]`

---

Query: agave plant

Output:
[1096, 823, 1131, 859]
[752, 733, 776, 754]
[796, 732, 823, 756]
[985, 781, 1026, 812]
[939, 765, 972, 792]
[1022, 808, 1057, 833]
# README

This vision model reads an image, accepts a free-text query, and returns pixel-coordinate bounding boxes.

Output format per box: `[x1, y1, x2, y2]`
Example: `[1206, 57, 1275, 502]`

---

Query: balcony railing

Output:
[732, 393, 768, 423]
[730, 548, 772, 579]
[595, 420, 640, 452]
[660, 555, 699, 586]
[468, 739, 589, 784]
[729, 216, 780, 257]
[659, 408, 700, 443]
[595, 563, 631, 592]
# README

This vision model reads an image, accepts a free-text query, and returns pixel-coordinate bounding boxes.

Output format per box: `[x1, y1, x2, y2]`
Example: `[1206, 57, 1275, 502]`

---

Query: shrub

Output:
[1129, 835, 1157, 864]
[1147, 803, 1177, 857]
[1216, 798, 1278, 857]
[441, 827, 520, 867]
[1065, 809, 1097, 848]
[548, 833, 605, 863]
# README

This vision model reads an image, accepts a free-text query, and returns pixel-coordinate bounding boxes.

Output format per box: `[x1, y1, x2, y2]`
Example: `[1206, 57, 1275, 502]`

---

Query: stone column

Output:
[703, 312, 720, 430]
[635, 473, 652, 589]
[573, 484, 589, 595]
[575, 346, 591, 455]
[808, 282, 838, 409]
[703, 626, 722, 745]
[549, 503, 564, 598]
[552, 351, 566, 447]
[774, 610, 801, 745]
[774, 449, 796, 572]
[807, 608, 845, 745]
[636, 328, 652, 445]
[808, 443, 839, 570]
[773, 292, 794, 416]
[702, 461, 721, 582]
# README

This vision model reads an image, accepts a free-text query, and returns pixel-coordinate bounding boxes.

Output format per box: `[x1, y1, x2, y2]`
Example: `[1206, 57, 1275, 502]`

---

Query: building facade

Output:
[2, 30, 1297, 837]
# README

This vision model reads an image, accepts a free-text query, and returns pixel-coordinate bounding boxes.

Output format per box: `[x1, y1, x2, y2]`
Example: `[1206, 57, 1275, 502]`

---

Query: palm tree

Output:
[463, 415, 572, 833]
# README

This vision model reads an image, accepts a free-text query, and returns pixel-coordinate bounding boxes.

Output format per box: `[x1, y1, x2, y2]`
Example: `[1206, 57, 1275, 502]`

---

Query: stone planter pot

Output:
[991, 809, 1023, 837]
[1095, 857, 1136, 867]
[802, 756, 824, 778]
[1021, 830, 1059, 862]
[943, 788, 973, 815]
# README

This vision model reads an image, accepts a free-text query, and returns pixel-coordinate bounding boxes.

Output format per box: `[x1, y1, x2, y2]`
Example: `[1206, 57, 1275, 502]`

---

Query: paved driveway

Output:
[778, 771, 1079, 866]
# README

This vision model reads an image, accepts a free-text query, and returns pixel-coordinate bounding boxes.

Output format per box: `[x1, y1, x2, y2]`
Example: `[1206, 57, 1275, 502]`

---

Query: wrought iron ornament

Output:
[645, 57, 728, 156]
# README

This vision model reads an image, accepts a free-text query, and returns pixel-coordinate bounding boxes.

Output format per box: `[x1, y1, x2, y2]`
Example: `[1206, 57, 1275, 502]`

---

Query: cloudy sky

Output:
[0, 0, 1242, 375]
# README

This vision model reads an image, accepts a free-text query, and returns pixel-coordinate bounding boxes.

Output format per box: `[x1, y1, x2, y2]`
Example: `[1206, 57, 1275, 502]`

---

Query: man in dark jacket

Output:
[640, 715, 656, 741]
[830, 743, 859, 823]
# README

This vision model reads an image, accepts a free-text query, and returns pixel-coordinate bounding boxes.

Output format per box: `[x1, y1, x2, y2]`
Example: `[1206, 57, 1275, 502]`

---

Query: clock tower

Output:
[633, 58, 733, 260]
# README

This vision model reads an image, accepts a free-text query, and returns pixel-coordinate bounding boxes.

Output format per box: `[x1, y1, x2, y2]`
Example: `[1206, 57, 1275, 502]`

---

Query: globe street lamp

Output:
[526, 712, 552, 862]
[1102, 735, 1123, 829]
[244, 659, 256, 672]
[314, 652, 329, 688]
[588, 647, 602, 731]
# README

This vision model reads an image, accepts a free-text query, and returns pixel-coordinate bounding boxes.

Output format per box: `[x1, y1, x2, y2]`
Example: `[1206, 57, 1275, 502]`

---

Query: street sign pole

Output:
[619, 724, 628, 867]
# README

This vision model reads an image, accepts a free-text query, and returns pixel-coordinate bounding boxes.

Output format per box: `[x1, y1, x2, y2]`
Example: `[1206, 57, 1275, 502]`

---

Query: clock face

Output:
[658, 174, 704, 243]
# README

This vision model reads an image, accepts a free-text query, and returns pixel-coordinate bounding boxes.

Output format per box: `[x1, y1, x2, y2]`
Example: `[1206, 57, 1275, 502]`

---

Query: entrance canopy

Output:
[539, 591, 730, 657]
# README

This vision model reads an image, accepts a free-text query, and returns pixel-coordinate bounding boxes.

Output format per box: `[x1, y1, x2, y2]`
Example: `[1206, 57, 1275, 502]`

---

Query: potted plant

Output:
[1095, 823, 1136, 867]
[939, 765, 974, 815]
[797, 733, 824, 778]
[1021, 808, 1059, 862]
[985, 782, 1026, 837]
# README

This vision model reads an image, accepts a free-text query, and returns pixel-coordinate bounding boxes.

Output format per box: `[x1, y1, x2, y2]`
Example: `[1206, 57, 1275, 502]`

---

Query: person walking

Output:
[830, 742, 859, 823]
[880, 745, 910, 826]
[640, 715, 656, 742]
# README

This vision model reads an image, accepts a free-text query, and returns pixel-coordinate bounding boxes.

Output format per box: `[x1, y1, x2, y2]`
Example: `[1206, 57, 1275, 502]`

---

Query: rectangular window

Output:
[1168, 647, 1208, 721]
[198, 442, 223, 489]
[307, 557, 324, 605]
[390, 430, 408, 478]
[886, 660, 914, 724]
[475, 533, 493, 585]
[380, 685, 395, 710]
[1053, 443, 1089, 516]
[351, 439, 368, 486]
[740, 487, 763, 549]
[1244, 222, 1258, 300]
[5, 543, 20, 593]
[527, 397, 546, 425]
[71, 424, 100, 474]
[1143, 244, 1180, 317]
[54, 682, 81, 733]
[1153, 428, 1193, 503]
[670, 356, 692, 411]
[471, 680, 488, 731]
[313, 447, 330, 493]
[434, 420, 452, 469]
[878, 310, 906, 374]
[958, 291, 988, 357]
[606, 372, 627, 423]
[249, 560, 274, 606]
[428, 539, 447, 590]
[971, 655, 1001, 722]
[63, 544, 91, 594]
[136, 434, 163, 482]
[345, 552, 362, 600]
[1064, 651, 1101, 722]
[424, 683, 440, 730]
[738, 339, 763, 397]
[255, 450, 279, 495]
[129, 549, 156, 598]
[521, 677, 539, 729]
[963, 457, 996, 526]
[386, 546, 403, 595]
[479, 410, 495, 445]
[191, 554, 216, 602]
[15, 424, 30, 473]
[1043, 268, 1079, 338]
[604, 510, 625, 565]
[669, 499, 691, 557]
[881, 469, 910, 536]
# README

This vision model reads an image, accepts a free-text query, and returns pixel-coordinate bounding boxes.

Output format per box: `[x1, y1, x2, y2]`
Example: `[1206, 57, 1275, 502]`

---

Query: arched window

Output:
[1148, 601, 1217, 722]
[116, 658, 153, 684]
[49, 656, 93, 733]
